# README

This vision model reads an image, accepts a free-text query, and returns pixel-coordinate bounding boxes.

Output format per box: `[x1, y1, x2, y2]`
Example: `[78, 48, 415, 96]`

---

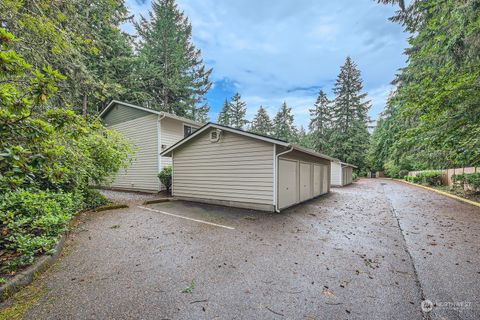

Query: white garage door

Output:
[322, 165, 329, 193]
[313, 164, 321, 196]
[299, 162, 312, 202]
[278, 159, 298, 209]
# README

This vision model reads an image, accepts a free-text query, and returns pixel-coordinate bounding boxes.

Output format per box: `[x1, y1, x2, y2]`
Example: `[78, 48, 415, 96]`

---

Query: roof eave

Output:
[99, 100, 203, 127]
[160, 123, 290, 156]
[291, 145, 336, 161]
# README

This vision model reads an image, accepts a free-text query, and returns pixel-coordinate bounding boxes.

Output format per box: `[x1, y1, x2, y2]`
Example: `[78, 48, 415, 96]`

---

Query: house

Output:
[99, 100, 203, 192]
[161, 123, 335, 212]
[331, 160, 357, 187]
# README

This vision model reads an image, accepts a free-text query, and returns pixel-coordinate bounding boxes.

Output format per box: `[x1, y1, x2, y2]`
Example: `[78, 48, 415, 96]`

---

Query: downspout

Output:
[157, 114, 166, 192]
[274, 145, 294, 213]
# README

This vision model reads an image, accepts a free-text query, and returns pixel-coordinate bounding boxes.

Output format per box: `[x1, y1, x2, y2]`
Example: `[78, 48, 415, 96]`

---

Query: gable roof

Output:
[332, 159, 358, 168]
[99, 100, 203, 126]
[161, 122, 336, 161]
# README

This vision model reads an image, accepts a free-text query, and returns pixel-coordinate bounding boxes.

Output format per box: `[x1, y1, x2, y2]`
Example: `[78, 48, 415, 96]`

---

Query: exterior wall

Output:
[106, 114, 160, 192]
[160, 117, 200, 172]
[343, 166, 353, 185]
[172, 130, 275, 210]
[331, 162, 343, 186]
[102, 103, 151, 126]
[331, 162, 354, 186]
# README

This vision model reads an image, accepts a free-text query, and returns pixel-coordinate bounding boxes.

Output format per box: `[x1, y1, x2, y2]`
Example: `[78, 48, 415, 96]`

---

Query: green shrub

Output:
[404, 175, 417, 183]
[416, 170, 443, 186]
[81, 188, 108, 210]
[352, 172, 358, 181]
[0, 190, 80, 272]
[0, 30, 134, 274]
[453, 173, 480, 192]
[158, 166, 172, 193]
[384, 160, 401, 178]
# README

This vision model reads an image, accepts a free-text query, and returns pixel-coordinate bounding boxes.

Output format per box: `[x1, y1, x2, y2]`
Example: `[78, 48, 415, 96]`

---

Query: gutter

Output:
[274, 145, 294, 213]
[157, 114, 166, 191]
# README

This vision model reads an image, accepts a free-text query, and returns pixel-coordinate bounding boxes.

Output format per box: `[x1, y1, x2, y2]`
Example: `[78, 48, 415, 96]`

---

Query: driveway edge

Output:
[394, 179, 480, 208]
[0, 211, 85, 302]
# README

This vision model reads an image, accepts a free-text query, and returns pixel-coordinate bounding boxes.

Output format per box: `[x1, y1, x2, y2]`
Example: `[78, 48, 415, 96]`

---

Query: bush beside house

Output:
[0, 29, 133, 277]
[158, 166, 172, 194]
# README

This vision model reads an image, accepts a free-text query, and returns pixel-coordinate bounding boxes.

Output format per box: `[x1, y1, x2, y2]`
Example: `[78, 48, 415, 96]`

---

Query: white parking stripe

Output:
[137, 206, 235, 230]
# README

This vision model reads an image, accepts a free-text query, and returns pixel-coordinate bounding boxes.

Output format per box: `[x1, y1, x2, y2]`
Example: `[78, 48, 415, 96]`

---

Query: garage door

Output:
[322, 165, 329, 193]
[278, 159, 298, 209]
[299, 162, 312, 202]
[313, 164, 321, 196]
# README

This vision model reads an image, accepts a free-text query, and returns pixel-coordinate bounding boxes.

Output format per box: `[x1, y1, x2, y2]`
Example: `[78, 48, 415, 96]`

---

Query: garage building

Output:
[161, 123, 334, 212]
[331, 160, 357, 187]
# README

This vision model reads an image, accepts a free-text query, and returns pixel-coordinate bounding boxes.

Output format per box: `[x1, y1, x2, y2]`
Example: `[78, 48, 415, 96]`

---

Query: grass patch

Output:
[0, 284, 46, 320]
[433, 186, 480, 203]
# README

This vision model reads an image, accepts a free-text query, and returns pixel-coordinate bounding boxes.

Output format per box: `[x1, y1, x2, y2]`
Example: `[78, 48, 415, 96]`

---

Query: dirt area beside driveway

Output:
[2, 179, 479, 319]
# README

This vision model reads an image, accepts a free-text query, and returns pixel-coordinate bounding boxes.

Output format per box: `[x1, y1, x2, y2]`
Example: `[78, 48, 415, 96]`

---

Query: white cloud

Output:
[124, 0, 408, 128]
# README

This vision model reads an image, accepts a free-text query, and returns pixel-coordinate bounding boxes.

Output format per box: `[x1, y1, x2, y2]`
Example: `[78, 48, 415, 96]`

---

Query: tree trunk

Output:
[82, 94, 88, 118]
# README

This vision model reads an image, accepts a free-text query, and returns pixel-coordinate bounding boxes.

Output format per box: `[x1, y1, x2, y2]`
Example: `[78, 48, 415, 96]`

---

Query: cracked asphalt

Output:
[3, 179, 479, 319]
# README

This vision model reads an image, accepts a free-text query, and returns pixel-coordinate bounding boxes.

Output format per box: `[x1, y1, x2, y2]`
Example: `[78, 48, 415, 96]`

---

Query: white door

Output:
[299, 162, 312, 202]
[313, 164, 321, 196]
[322, 165, 329, 193]
[278, 159, 298, 209]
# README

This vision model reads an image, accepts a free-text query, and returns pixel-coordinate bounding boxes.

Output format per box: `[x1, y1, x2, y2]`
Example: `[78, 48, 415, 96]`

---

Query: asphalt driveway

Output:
[2, 179, 479, 319]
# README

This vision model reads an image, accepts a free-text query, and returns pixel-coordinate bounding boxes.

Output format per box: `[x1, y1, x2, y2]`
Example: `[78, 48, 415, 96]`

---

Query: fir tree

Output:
[217, 99, 231, 126]
[295, 125, 313, 149]
[330, 57, 371, 168]
[309, 90, 332, 153]
[193, 105, 210, 123]
[229, 93, 248, 129]
[250, 106, 272, 135]
[273, 101, 296, 141]
[135, 0, 212, 118]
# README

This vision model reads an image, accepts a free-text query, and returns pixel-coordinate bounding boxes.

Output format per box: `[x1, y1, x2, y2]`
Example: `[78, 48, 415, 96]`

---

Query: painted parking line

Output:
[137, 205, 235, 230]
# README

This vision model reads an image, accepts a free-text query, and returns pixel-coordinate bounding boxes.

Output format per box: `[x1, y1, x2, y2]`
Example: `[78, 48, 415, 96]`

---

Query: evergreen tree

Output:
[250, 106, 273, 135]
[193, 105, 210, 123]
[134, 0, 212, 118]
[309, 90, 332, 153]
[295, 125, 313, 149]
[229, 93, 248, 129]
[217, 99, 231, 126]
[273, 102, 296, 141]
[330, 57, 371, 169]
[1, 0, 134, 115]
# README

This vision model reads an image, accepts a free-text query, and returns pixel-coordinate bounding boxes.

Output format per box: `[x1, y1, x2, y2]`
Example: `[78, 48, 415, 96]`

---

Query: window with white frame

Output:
[183, 125, 197, 137]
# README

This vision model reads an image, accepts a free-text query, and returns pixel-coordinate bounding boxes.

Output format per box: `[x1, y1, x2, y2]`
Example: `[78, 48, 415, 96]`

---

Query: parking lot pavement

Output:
[4, 179, 478, 319]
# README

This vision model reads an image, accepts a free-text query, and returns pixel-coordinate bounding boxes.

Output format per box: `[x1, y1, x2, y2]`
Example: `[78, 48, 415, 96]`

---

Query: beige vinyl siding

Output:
[107, 114, 159, 192]
[331, 162, 342, 186]
[103, 103, 151, 126]
[343, 166, 353, 185]
[160, 117, 198, 171]
[173, 130, 274, 206]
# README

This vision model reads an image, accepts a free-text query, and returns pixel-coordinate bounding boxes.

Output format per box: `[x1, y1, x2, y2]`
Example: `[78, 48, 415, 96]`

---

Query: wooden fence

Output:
[408, 167, 479, 186]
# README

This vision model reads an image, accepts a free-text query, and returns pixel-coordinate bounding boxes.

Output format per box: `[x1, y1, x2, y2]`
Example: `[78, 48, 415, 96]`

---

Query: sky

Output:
[123, 0, 409, 127]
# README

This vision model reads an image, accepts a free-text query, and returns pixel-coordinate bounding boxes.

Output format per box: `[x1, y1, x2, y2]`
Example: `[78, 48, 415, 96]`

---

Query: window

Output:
[184, 125, 196, 137]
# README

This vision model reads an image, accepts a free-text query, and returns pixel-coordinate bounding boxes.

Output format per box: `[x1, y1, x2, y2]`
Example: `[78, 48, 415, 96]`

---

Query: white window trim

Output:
[182, 123, 199, 138]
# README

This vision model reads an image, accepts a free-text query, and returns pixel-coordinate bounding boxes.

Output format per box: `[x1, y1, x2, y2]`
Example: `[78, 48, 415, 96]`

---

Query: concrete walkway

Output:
[2, 179, 479, 319]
